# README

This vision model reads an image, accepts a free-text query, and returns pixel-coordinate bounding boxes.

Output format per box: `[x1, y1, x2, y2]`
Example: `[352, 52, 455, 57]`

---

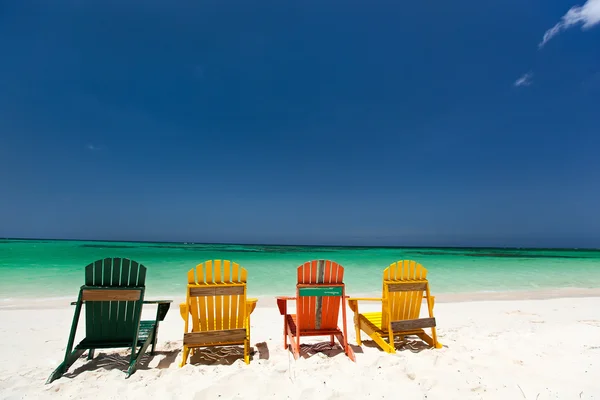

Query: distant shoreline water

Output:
[1, 239, 600, 299]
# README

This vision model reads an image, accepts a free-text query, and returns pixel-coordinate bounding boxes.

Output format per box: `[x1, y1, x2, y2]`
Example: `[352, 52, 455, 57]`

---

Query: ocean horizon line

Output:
[2, 237, 599, 252]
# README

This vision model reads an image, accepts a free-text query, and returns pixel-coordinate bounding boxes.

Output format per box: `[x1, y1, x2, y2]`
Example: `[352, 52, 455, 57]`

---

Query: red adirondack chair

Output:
[276, 260, 355, 361]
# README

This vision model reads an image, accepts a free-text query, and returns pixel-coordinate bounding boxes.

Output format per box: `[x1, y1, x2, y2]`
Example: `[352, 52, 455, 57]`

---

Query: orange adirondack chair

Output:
[276, 260, 355, 361]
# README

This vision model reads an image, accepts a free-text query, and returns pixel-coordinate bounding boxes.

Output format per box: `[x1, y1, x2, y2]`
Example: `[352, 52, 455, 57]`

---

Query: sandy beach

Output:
[1, 292, 599, 400]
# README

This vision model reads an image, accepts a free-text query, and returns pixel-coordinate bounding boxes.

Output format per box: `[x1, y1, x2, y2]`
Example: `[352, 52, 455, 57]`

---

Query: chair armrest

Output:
[276, 296, 295, 315]
[142, 300, 172, 322]
[347, 297, 383, 313]
[179, 302, 188, 321]
[246, 298, 258, 315]
[347, 297, 383, 302]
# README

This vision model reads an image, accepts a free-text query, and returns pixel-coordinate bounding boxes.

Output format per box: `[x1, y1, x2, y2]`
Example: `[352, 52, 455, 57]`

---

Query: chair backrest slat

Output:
[81, 258, 147, 343]
[382, 260, 429, 327]
[186, 260, 248, 332]
[296, 260, 344, 331]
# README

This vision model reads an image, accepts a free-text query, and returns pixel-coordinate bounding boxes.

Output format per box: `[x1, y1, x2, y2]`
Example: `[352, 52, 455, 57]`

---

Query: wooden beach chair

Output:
[276, 260, 355, 361]
[179, 260, 257, 366]
[348, 260, 441, 353]
[46, 258, 172, 384]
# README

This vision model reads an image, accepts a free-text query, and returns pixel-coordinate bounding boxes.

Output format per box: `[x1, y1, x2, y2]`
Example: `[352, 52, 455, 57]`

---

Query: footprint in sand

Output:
[579, 320, 600, 327]
[505, 310, 540, 316]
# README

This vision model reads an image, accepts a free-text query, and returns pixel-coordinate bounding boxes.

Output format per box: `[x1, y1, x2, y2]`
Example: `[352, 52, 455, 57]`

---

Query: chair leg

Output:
[151, 323, 158, 355]
[87, 349, 95, 360]
[179, 346, 191, 367]
[46, 349, 85, 384]
[127, 333, 154, 378]
[431, 327, 442, 348]
[330, 335, 335, 346]
[291, 335, 300, 360]
[283, 319, 288, 349]
[354, 315, 362, 346]
[244, 340, 250, 364]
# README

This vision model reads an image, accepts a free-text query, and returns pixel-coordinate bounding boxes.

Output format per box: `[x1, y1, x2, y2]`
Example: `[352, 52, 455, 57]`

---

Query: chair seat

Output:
[359, 312, 429, 336]
[360, 312, 385, 333]
[76, 320, 156, 349]
[285, 314, 341, 336]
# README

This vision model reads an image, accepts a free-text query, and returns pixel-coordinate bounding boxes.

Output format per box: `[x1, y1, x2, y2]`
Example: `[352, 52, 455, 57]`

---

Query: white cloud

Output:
[86, 144, 103, 151]
[514, 72, 533, 87]
[539, 0, 600, 48]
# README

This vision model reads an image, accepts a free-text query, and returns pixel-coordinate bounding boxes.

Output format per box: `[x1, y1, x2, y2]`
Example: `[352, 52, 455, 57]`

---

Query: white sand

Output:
[1, 294, 599, 399]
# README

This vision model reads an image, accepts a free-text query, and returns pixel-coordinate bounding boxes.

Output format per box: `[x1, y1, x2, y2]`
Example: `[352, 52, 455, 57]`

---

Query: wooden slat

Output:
[205, 261, 215, 330]
[93, 260, 103, 285]
[118, 259, 131, 336]
[214, 261, 222, 330]
[387, 282, 428, 292]
[187, 268, 196, 284]
[124, 260, 137, 336]
[120, 259, 130, 287]
[214, 260, 222, 330]
[110, 259, 122, 336]
[237, 290, 245, 328]
[89, 260, 103, 337]
[205, 260, 213, 284]
[189, 297, 206, 332]
[102, 258, 112, 286]
[223, 261, 231, 330]
[85, 262, 94, 286]
[231, 262, 239, 282]
[407, 261, 419, 319]
[224, 260, 231, 282]
[111, 259, 122, 285]
[189, 286, 244, 297]
[214, 260, 222, 283]
[230, 264, 239, 328]
[100, 259, 112, 337]
[128, 261, 139, 286]
[321, 260, 334, 329]
[82, 289, 141, 301]
[390, 317, 436, 332]
[197, 262, 205, 284]
[137, 264, 147, 286]
[183, 329, 246, 346]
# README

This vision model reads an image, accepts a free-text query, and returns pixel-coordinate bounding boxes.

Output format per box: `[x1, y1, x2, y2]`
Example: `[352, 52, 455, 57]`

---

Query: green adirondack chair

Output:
[46, 258, 172, 384]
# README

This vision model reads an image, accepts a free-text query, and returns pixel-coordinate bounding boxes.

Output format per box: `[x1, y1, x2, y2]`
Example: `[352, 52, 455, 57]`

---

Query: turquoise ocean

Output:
[1, 239, 600, 299]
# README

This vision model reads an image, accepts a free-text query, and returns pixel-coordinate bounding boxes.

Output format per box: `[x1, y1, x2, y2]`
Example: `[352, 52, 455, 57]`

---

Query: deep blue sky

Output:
[1, 1, 599, 247]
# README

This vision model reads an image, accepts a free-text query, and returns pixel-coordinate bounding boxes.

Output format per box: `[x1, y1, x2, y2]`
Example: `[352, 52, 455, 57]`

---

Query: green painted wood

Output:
[124, 261, 140, 336]
[137, 264, 146, 286]
[100, 258, 112, 338]
[129, 261, 139, 286]
[85, 264, 94, 286]
[121, 258, 131, 286]
[47, 258, 166, 384]
[109, 259, 122, 338]
[102, 258, 112, 285]
[298, 286, 343, 297]
[93, 259, 103, 284]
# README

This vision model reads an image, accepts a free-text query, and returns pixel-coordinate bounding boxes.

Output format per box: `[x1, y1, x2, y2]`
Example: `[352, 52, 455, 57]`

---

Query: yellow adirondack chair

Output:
[179, 260, 258, 366]
[348, 260, 441, 353]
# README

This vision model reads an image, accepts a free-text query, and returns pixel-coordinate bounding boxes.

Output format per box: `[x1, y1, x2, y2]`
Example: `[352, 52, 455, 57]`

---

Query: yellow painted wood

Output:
[187, 268, 196, 284]
[230, 262, 240, 329]
[349, 260, 441, 354]
[223, 260, 231, 330]
[214, 260, 223, 330]
[179, 260, 257, 367]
